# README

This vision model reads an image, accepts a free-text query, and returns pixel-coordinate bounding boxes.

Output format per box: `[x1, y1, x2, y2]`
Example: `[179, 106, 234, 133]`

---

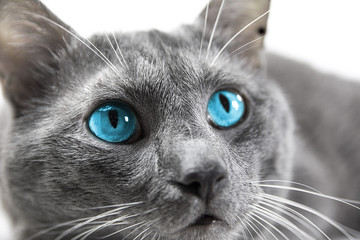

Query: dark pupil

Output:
[219, 94, 230, 113]
[108, 110, 119, 128]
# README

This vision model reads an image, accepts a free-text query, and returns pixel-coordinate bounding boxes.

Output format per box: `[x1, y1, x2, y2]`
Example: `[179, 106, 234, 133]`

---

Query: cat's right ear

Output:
[197, 0, 270, 69]
[0, 0, 75, 115]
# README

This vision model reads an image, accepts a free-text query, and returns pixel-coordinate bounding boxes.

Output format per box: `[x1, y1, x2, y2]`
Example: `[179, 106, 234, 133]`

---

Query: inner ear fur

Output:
[199, 0, 271, 68]
[0, 0, 74, 114]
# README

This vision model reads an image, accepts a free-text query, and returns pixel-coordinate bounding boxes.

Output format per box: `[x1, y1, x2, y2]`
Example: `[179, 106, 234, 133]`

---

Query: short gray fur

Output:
[0, 0, 359, 239]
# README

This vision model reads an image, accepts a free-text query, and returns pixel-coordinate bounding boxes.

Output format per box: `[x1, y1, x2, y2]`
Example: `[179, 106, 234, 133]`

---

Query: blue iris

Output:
[88, 102, 137, 143]
[207, 90, 245, 128]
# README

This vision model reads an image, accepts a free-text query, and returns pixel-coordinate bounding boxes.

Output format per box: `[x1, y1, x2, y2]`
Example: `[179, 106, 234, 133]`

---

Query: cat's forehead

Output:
[78, 28, 252, 106]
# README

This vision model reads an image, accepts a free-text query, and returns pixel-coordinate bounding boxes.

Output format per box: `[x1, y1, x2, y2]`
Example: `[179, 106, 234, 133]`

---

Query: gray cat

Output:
[0, 0, 359, 239]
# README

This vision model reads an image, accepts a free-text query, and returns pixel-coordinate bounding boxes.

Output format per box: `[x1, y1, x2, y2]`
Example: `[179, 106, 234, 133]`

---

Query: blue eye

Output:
[207, 90, 245, 128]
[88, 102, 138, 143]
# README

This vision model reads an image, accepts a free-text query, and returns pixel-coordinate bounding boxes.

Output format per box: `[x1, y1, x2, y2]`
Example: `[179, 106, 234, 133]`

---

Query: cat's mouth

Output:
[188, 214, 222, 227]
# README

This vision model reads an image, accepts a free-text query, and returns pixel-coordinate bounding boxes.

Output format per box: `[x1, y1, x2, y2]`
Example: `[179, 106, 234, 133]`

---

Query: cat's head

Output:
[0, 0, 294, 239]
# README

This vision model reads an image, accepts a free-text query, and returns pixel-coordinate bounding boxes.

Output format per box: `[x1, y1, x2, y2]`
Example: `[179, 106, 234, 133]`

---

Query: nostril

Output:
[180, 181, 202, 197]
[175, 165, 227, 202]
[216, 175, 225, 183]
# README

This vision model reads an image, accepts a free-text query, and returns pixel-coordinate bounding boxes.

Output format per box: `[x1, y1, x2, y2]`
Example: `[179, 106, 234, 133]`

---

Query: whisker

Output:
[133, 227, 151, 240]
[254, 180, 322, 193]
[251, 207, 290, 240]
[206, 0, 225, 59]
[29, 13, 122, 77]
[199, 1, 210, 58]
[85, 208, 157, 240]
[258, 184, 360, 210]
[240, 228, 249, 240]
[249, 213, 278, 240]
[243, 219, 256, 240]
[24, 218, 88, 240]
[238, 218, 251, 240]
[232, 46, 259, 58]
[98, 218, 156, 240]
[261, 193, 355, 239]
[104, 32, 124, 68]
[237, 216, 254, 240]
[56, 214, 117, 240]
[260, 199, 328, 239]
[73, 214, 139, 240]
[150, 232, 158, 240]
[252, 201, 314, 239]
[112, 32, 129, 69]
[258, 181, 360, 236]
[55, 204, 140, 240]
[122, 221, 149, 240]
[25, 219, 127, 240]
[95, 221, 146, 239]
[90, 201, 144, 210]
[243, 214, 266, 240]
[211, 10, 270, 65]
[140, 229, 153, 240]
[227, 36, 264, 57]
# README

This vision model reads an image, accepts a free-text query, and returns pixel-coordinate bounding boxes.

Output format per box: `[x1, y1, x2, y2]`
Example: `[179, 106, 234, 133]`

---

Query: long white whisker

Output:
[252, 207, 290, 240]
[25, 218, 90, 240]
[26, 202, 139, 240]
[76, 208, 156, 240]
[258, 184, 360, 210]
[259, 200, 325, 239]
[133, 227, 150, 240]
[30, 13, 122, 77]
[238, 220, 250, 240]
[122, 221, 150, 240]
[232, 46, 258, 58]
[199, 1, 210, 58]
[139, 229, 153, 240]
[104, 33, 124, 68]
[99, 221, 147, 239]
[75, 214, 139, 240]
[206, 0, 226, 59]
[227, 36, 264, 57]
[254, 180, 322, 193]
[254, 208, 309, 239]
[112, 32, 129, 69]
[57, 213, 120, 240]
[249, 213, 278, 240]
[252, 201, 314, 239]
[211, 10, 270, 65]
[244, 214, 266, 240]
[244, 221, 255, 240]
[90, 202, 144, 210]
[260, 198, 329, 239]
[261, 193, 355, 240]
[238, 216, 255, 240]
[150, 232, 158, 240]
[55, 205, 138, 240]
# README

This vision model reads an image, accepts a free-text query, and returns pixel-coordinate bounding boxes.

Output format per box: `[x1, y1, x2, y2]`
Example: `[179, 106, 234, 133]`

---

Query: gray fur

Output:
[0, 0, 359, 239]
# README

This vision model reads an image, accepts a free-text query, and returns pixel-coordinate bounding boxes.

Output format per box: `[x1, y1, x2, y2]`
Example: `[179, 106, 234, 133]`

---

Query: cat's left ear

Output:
[0, 0, 75, 114]
[198, 0, 270, 69]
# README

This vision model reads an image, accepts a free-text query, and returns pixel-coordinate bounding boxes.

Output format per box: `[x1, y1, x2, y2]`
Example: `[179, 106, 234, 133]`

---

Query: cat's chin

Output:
[168, 215, 236, 240]
[174, 224, 234, 240]
[188, 214, 222, 227]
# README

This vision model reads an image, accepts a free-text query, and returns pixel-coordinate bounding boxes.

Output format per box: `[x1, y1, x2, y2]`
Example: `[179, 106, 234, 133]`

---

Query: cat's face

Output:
[0, 0, 294, 239]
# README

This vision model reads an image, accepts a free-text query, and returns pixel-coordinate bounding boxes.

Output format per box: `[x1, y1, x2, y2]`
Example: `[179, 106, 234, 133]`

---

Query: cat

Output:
[0, 0, 360, 239]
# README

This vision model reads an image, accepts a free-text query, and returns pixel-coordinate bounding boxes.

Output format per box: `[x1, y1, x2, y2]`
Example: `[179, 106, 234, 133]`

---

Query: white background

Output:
[41, 0, 360, 80]
[1, 0, 360, 239]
